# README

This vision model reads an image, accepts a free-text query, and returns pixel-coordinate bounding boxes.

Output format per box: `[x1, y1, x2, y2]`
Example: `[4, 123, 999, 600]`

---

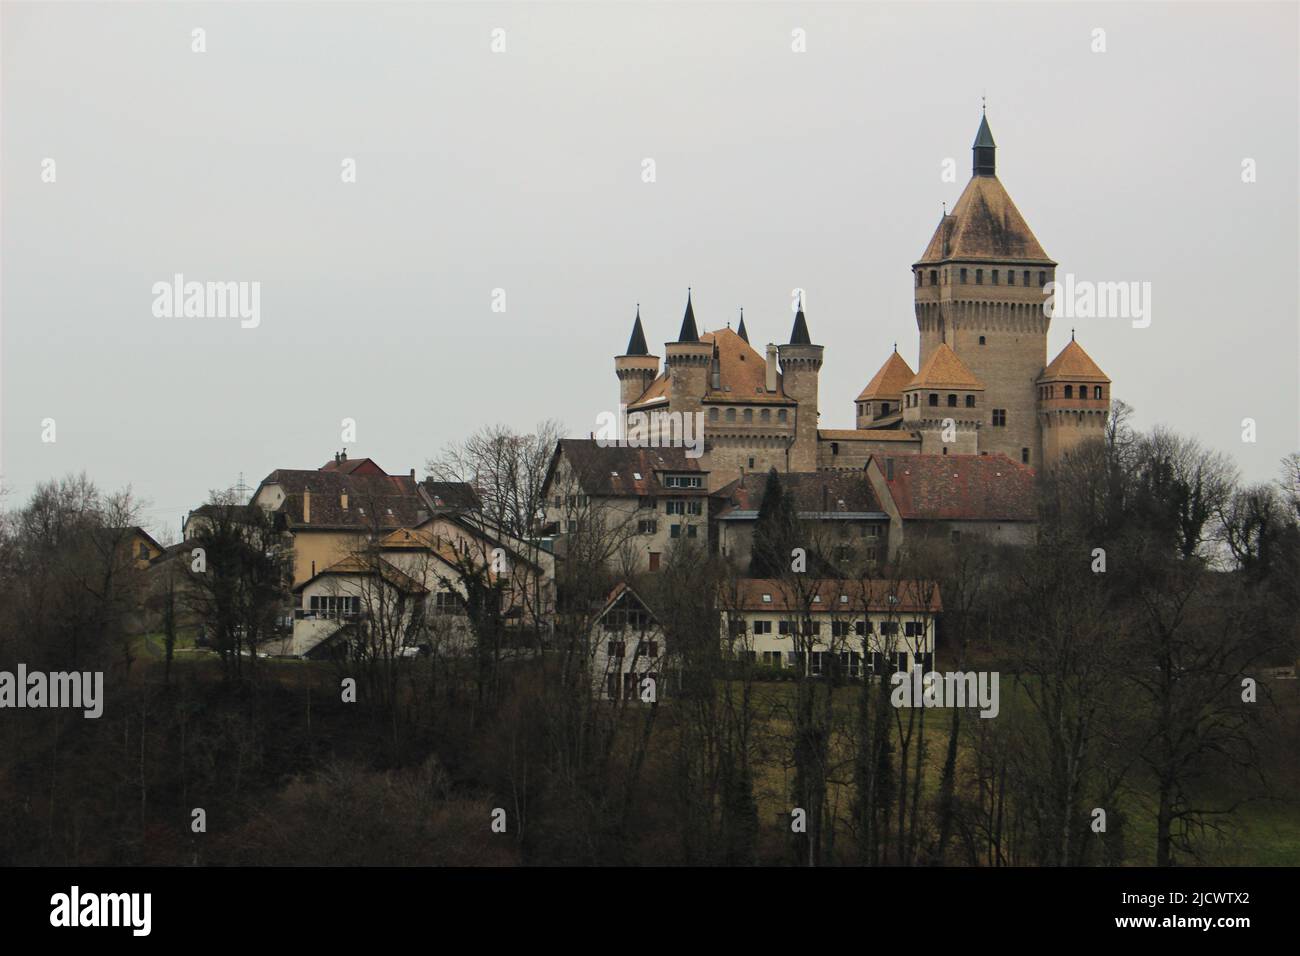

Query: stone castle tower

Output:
[913, 111, 1057, 467]
[613, 113, 1110, 485]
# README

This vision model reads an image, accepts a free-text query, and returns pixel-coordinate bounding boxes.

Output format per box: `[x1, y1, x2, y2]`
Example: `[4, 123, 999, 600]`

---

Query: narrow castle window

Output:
[965, 395, 975, 408]
[1007, 271, 1015, 286]
[960, 268, 968, 284]
[881, 401, 890, 414]
[709, 408, 719, 422]
[1038, 270, 1047, 287]
[778, 409, 787, 422]
[947, 394, 957, 407]
[992, 270, 999, 285]
[928, 393, 938, 407]
[1064, 385, 1073, 398]
[992, 409, 1007, 426]
[1023, 270, 1030, 286]
[831, 442, 839, 456]
[761, 408, 770, 422]
[929, 270, 938, 286]
[743, 408, 753, 423]
[979, 335, 986, 345]
[1094, 385, 1103, 400]
[976, 269, 983, 284]
[1021, 448, 1030, 464]
[726, 408, 736, 422]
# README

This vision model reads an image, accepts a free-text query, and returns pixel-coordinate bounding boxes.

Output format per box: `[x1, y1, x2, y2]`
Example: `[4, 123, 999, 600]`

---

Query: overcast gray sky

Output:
[3, 1, 1297, 541]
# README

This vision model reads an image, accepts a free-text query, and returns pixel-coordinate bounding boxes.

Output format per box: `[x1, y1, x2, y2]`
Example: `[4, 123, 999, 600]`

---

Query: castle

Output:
[614, 113, 1112, 491]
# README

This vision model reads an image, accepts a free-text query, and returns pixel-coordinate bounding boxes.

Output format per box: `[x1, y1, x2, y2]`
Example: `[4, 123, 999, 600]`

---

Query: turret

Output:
[778, 297, 823, 471]
[663, 290, 711, 420]
[615, 305, 660, 407]
[1037, 336, 1111, 468]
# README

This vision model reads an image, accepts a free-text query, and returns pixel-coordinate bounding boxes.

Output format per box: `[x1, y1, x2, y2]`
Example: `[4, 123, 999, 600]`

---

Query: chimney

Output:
[303, 487, 311, 523]
[765, 343, 778, 392]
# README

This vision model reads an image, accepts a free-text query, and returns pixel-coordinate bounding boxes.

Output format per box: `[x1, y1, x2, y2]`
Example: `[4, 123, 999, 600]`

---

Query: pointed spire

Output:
[789, 294, 812, 345]
[737, 308, 749, 344]
[676, 289, 699, 343]
[972, 110, 996, 176]
[624, 305, 649, 355]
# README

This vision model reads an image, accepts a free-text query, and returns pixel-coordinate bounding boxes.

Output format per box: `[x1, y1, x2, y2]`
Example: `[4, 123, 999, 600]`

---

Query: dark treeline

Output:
[0, 405, 1296, 866]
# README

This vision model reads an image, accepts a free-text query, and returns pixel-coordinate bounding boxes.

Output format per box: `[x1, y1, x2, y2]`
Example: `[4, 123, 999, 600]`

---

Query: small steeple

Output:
[737, 308, 749, 344]
[677, 288, 699, 343]
[972, 108, 996, 176]
[789, 294, 812, 345]
[625, 305, 649, 356]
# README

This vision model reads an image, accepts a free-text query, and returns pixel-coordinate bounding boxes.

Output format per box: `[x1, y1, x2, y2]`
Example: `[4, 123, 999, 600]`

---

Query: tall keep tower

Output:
[913, 112, 1056, 467]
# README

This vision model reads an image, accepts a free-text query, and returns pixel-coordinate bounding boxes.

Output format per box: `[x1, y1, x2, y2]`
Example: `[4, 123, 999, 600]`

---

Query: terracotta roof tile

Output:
[726, 578, 942, 614]
[856, 351, 916, 401]
[1039, 339, 1110, 383]
[879, 453, 1036, 522]
[547, 439, 707, 498]
[907, 343, 984, 390]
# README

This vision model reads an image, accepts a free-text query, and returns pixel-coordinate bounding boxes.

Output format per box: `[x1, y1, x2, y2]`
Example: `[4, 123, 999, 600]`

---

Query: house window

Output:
[992, 409, 1006, 427]
[965, 394, 975, 408]
[810, 652, 826, 676]
[778, 620, 791, 635]
[754, 620, 772, 634]
[904, 621, 926, 637]
[979, 335, 986, 345]
[928, 393, 938, 407]
[832, 620, 852, 637]
[855, 620, 873, 636]
[947, 394, 957, 407]
[607, 641, 626, 658]
[960, 268, 967, 284]
[670, 524, 681, 539]
[709, 408, 719, 421]
[637, 519, 657, 534]
[566, 520, 577, 533]
[637, 640, 659, 658]
[880, 621, 900, 636]
[895, 652, 909, 673]
[687, 524, 698, 539]
[1022, 447, 1030, 464]
[748, 458, 755, 468]
[881, 401, 890, 414]
[762, 651, 782, 667]
[433, 592, 460, 614]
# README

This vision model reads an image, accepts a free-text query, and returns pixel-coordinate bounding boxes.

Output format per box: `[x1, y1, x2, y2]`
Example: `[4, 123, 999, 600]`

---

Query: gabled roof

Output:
[873, 453, 1036, 522]
[725, 579, 942, 614]
[916, 174, 1053, 264]
[292, 554, 430, 595]
[256, 469, 423, 530]
[713, 471, 883, 518]
[907, 343, 984, 391]
[420, 479, 482, 513]
[320, 455, 387, 476]
[856, 351, 916, 401]
[1038, 339, 1110, 383]
[544, 439, 707, 498]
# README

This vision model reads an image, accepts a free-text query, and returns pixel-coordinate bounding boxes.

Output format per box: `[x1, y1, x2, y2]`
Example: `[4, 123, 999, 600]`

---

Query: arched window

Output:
[1094, 385, 1103, 400]
[761, 408, 770, 422]
[929, 270, 938, 286]
[743, 408, 753, 423]
[1064, 385, 1073, 398]
[726, 408, 736, 422]
[709, 408, 719, 422]
[777, 409, 787, 422]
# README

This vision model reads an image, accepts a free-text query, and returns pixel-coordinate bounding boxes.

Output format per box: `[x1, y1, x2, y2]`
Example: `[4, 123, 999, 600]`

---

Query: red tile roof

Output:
[725, 578, 942, 614]
[545, 439, 707, 498]
[856, 351, 916, 401]
[877, 453, 1036, 522]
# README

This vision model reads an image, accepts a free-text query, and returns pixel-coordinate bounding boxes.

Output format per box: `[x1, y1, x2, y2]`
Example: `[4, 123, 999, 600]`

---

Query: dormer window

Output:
[762, 593, 772, 603]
